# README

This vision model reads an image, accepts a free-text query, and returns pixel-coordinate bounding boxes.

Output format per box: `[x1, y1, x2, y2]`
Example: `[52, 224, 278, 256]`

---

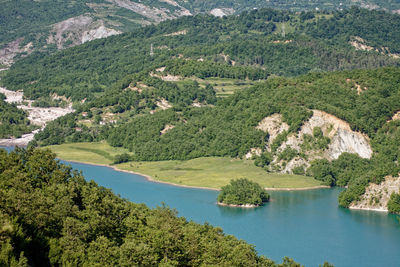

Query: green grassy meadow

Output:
[175, 77, 257, 97]
[47, 142, 323, 189]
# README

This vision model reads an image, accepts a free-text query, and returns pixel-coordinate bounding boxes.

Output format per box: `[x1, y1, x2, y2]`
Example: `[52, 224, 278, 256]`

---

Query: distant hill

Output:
[1, 0, 400, 65]
[2, 8, 399, 101]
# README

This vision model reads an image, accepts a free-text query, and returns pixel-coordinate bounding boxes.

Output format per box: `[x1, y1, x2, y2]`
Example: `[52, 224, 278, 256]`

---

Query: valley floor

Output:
[47, 142, 324, 190]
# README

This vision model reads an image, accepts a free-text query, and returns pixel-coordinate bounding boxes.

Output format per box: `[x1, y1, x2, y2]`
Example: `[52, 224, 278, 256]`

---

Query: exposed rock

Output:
[150, 71, 181, 81]
[349, 176, 400, 212]
[277, 134, 301, 152]
[191, 101, 206, 108]
[164, 29, 187, 36]
[349, 36, 375, 52]
[81, 25, 120, 43]
[0, 129, 40, 147]
[256, 113, 289, 145]
[210, 8, 235, 17]
[390, 111, 400, 121]
[327, 128, 372, 160]
[346, 78, 367, 95]
[0, 87, 24, 104]
[160, 124, 175, 135]
[108, 0, 176, 22]
[0, 38, 34, 66]
[256, 110, 372, 173]
[47, 15, 121, 49]
[272, 40, 293, 44]
[19, 105, 74, 127]
[156, 98, 172, 110]
[245, 148, 262, 159]
[282, 157, 309, 174]
[156, 66, 166, 72]
[0, 87, 74, 146]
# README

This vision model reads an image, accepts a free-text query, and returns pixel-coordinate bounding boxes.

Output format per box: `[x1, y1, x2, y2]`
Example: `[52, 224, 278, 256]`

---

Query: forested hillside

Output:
[2, 8, 400, 101]
[2, 0, 399, 63]
[0, 147, 308, 266]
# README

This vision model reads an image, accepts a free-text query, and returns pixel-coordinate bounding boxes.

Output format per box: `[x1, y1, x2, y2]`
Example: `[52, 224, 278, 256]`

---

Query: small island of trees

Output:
[217, 178, 270, 207]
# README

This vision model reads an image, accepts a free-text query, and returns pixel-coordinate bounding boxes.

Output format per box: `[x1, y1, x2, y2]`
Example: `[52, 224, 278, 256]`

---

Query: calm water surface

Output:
[2, 148, 399, 266]
[63, 161, 400, 267]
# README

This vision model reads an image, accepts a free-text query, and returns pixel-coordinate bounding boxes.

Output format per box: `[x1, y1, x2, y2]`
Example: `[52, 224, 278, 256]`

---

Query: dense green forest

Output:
[0, 96, 37, 138]
[218, 178, 270, 206]
[0, 147, 312, 266]
[177, 0, 400, 13]
[2, 0, 399, 50]
[2, 8, 400, 101]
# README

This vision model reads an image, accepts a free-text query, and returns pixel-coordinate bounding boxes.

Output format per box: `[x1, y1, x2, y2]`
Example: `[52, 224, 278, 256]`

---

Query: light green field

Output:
[47, 142, 323, 190]
[47, 142, 130, 165]
[175, 77, 257, 97]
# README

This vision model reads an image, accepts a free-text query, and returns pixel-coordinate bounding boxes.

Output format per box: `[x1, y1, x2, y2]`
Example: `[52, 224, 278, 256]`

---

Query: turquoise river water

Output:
[64, 161, 400, 267]
[2, 147, 399, 266]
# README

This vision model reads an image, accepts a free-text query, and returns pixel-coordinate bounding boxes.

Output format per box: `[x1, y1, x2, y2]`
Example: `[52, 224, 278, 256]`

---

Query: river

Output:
[2, 147, 400, 266]
[65, 161, 400, 267]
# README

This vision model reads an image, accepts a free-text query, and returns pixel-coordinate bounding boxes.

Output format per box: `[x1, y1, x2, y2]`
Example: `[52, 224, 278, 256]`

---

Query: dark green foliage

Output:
[217, 178, 270, 206]
[0, 97, 37, 138]
[113, 153, 131, 164]
[178, 0, 400, 12]
[0, 0, 91, 45]
[301, 127, 330, 152]
[292, 166, 305, 175]
[3, 8, 400, 102]
[307, 159, 336, 186]
[388, 192, 400, 214]
[254, 152, 273, 168]
[0, 147, 299, 266]
[305, 8, 400, 53]
[277, 147, 298, 162]
[163, 58, 269, 80]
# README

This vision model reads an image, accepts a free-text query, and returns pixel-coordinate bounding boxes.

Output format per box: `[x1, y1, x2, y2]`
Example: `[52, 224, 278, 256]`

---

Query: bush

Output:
[113, 153, 131, 164]
[388, 192, 400, 214]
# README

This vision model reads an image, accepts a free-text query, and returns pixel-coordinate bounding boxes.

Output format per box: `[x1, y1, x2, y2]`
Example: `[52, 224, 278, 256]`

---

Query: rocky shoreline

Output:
[216, 202, 260, 208]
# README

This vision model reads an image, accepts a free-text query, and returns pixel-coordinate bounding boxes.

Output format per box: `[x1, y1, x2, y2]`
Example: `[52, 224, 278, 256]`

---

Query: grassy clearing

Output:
[118, 157, 322, 189]
[175, 77, 257, 97]
[47, 142, 130, 165]
[47, 142, 323, 189]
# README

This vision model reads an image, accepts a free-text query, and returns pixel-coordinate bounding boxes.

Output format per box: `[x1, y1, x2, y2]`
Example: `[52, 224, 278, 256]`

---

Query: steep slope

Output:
[254, 110, 372, 174]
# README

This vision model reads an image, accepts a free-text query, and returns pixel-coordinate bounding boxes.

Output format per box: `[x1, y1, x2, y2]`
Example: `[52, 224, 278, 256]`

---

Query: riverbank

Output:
[62, 159, 221, 191]
[47, 142, 325, 191]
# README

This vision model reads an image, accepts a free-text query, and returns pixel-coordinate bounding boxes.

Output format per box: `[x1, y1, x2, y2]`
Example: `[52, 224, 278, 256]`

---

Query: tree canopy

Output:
[218, 178, 270, 206]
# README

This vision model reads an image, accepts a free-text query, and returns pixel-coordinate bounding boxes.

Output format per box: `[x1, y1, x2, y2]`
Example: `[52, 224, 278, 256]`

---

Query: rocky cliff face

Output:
[349, 176, 400, 212]
[252, 110, 372, 173]
[47, 15, 121, 50]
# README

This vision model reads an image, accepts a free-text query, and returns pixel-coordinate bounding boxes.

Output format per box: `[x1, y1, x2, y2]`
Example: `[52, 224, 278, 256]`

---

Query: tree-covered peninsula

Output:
[218, 178, 270, 207]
